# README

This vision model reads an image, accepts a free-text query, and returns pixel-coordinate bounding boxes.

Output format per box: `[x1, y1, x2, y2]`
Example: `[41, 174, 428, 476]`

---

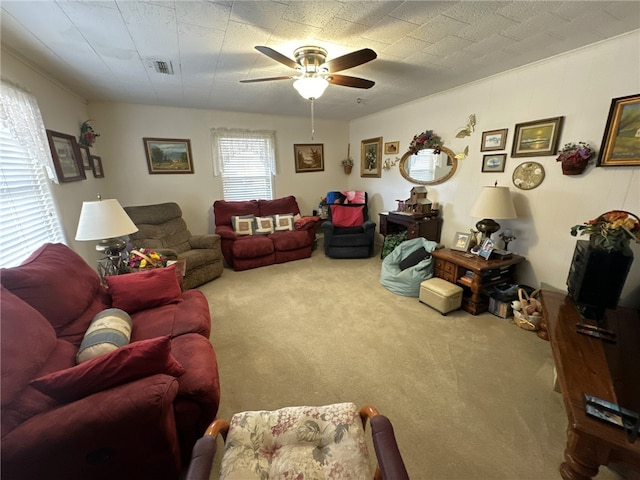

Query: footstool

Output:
[419, 277, 463, 315]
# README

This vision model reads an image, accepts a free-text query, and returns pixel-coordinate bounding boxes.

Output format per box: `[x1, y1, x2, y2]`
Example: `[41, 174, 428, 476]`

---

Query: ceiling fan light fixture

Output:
[293, 77, 329, 100]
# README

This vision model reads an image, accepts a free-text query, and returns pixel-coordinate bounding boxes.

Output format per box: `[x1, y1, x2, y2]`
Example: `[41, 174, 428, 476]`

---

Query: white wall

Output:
[87, 103, 349, 234]
[347, 31, 640, 306]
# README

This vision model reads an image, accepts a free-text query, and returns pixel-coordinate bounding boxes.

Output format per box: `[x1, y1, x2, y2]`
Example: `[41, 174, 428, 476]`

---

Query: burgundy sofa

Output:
[213, 196, 319, 271]
[0, 243, 220, 480]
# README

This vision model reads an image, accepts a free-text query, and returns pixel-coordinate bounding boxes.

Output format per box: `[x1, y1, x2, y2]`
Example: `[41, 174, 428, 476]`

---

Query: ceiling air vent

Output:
[147, 59, 174, 75]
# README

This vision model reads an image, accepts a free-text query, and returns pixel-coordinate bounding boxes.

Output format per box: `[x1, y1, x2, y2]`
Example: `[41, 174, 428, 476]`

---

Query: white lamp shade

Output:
[293, 77, 329, 99]
[75, 199, 138, 241]
[470, 186, 517, 219]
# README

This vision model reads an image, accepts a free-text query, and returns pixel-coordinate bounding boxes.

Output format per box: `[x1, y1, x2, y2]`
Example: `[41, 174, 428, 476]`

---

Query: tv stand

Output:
[541, 290, 640, 479]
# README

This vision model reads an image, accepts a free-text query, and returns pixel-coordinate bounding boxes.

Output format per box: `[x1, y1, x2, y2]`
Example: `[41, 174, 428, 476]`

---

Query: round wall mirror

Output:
[399, 146, 457, 185]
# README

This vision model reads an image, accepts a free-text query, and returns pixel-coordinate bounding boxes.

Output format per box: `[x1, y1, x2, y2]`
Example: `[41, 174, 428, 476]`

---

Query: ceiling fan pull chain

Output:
[310, 98, 315, 140]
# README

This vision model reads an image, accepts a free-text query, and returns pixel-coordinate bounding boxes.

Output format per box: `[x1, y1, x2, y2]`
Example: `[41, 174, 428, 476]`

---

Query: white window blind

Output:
[0, 84, 65, 267]
[211, 129, 276, 201]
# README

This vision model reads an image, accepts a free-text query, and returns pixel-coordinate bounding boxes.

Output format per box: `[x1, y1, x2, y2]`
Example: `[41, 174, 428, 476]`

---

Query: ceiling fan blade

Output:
[323, 48, 377, 73]
[328, 74, 375, 89]
[240, 76, 294, 83]
[255, 46, 298, 70]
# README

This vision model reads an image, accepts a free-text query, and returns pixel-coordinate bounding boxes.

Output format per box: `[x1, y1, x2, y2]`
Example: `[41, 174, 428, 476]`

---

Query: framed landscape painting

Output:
[294, 144, 324, 172]
[361, 137, 382, 178]
[482, 153, 507, 172]
[46, 129, 86, 183]
[481, 129, 508, 151]
[143, 138, 194, 174]
[597, 94, 640, 167]
[511, 117, 564, 157]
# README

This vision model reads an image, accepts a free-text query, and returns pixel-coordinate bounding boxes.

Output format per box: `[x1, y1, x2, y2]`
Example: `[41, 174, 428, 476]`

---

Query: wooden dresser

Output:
[430, 247, 525, 315]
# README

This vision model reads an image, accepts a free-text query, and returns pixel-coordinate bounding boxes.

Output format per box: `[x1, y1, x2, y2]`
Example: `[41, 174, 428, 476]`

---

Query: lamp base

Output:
[96, 238, 129, 281]
[476, 218, 500, 241]
[96, 237, 126, 256]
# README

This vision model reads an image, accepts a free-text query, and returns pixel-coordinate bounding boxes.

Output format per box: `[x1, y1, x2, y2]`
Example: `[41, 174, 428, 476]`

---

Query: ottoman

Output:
[419, 277, 463, 315]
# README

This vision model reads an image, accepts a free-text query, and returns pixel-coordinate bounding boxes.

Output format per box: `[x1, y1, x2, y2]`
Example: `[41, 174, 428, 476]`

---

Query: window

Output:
[0, 82, 65, 267]
[211, 129, 276, 201]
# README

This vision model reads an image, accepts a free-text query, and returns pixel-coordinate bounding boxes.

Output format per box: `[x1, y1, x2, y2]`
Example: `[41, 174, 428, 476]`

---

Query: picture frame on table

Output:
[361, 136, 382, 178]
[597, 94, 640, 167]
[46, 129, 86, 183]
[511, 117, 564, 157]
[452, 232, 472, 252]
[384, 141, 399, 155]
[143, 138, 194, 174]
[294, 143, 324, 172]
[482, 153, 507, 172]
[478, 238, 495, 260]
[79, 145, 92, 170]
[480, 129, 508, 152]
[91, 155, 104, 178]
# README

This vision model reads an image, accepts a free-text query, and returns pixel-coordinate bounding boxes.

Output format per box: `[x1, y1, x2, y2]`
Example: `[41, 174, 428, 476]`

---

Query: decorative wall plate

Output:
[513, 161, 545, 190]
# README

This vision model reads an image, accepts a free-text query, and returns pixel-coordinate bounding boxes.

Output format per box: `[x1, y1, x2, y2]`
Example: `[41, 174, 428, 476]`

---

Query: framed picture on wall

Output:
[597, 94, 640, 167]
[361, 137, 382, 178]
[79, 145, 92, 170]
[384, 141, 399, 154]
[511, 117, 564, 157]
[91, 155, 104, 178]
[481, 129, 508, 151]
[293, 143, 324, 172]
[143, 138, 194, 174]
[46, 129, 86, 183]
[482, 153, 507, 172]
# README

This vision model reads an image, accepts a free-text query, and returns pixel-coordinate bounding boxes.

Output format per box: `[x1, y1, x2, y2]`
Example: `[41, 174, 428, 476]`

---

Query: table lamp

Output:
[75, 195, 138, 279]
[470, 184, 517, 241]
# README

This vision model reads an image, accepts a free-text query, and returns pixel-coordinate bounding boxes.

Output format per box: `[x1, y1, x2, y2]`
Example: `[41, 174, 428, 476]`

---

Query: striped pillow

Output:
[76, 309, 132, 364]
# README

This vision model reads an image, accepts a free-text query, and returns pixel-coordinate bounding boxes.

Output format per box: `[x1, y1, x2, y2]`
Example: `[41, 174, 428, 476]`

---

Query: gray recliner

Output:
[124, 202, 223, 289]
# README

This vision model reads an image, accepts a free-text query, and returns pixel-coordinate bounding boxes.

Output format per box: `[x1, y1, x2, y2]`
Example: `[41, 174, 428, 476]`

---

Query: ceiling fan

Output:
[241, 45, 377, 99]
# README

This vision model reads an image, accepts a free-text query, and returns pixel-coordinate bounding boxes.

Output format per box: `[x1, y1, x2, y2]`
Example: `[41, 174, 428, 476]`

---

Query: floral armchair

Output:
[185, 403, 409, 480]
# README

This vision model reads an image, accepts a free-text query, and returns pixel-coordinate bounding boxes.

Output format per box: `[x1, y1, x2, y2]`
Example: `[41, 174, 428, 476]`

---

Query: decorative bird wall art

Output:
[456, 114, 476, 138]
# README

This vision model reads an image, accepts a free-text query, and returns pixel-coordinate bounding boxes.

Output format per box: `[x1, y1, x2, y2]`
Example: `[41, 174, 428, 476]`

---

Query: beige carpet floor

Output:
[197, 242, 621, 480]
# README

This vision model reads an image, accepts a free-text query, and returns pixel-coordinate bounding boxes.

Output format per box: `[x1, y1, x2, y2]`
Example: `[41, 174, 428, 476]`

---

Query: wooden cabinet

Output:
[431, 248, 525, 315]
[541, 290, 640, 479]
[379, 212, 442, 242]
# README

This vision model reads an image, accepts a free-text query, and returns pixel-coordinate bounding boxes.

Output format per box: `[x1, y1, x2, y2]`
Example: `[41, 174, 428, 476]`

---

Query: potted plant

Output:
[408, 129, 443, 154]
[341, 157, 354, 174]
[571, 210, 640, 253]
[556, 142, 594, 175]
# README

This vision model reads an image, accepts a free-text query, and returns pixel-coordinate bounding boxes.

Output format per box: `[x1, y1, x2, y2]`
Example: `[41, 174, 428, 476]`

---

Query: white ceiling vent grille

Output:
[146, 59, 174, 75]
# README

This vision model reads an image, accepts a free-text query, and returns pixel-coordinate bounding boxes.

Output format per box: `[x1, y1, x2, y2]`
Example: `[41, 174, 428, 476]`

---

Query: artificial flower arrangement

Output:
[571, 210, 640, 253]
[340, 157, 354, 167]
[127, 248, 168, 269]
[408, 130, 443, 154]
[79, 120, 100, 147]
[556, 142, 594, 165]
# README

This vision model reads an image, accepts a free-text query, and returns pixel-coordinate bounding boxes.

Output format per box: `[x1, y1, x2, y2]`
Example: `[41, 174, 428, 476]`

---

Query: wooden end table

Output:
[430, 247, 525, 315]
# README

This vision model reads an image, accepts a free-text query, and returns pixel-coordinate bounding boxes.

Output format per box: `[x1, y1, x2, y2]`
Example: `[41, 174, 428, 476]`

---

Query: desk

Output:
[379, 212, 442, 242]
[541, 290, 640, 480]
[430, 248, 525, 315]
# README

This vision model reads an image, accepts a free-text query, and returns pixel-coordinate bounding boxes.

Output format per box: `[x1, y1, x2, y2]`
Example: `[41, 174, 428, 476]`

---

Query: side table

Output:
[430, 248, 525, 315]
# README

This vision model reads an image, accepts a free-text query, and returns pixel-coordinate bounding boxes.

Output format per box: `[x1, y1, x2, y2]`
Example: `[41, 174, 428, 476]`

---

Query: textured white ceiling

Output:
[2, 1, 639, 120]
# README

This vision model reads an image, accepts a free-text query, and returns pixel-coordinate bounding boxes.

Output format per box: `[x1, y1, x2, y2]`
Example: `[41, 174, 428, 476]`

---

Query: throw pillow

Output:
[231, 215, 255, 236]
[330, 205, 364, 227]
[399, 247, 430, 271]
[340, 190, 366, 204]
[30, 336, 184, 403]
[274, 214, 295, 231]
[254, 216, 275, 235]
[76, 308, 133, 364]
[105, 265, 182, 313]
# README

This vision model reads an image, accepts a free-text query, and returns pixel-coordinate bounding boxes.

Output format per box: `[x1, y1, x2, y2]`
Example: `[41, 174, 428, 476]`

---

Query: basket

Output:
[513, 288, 543, 331]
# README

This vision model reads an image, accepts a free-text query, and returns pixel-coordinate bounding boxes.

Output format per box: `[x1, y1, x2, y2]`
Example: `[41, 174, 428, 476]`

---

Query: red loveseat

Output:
[0, 243, 220, 480]
[213, 196, 319, 271]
